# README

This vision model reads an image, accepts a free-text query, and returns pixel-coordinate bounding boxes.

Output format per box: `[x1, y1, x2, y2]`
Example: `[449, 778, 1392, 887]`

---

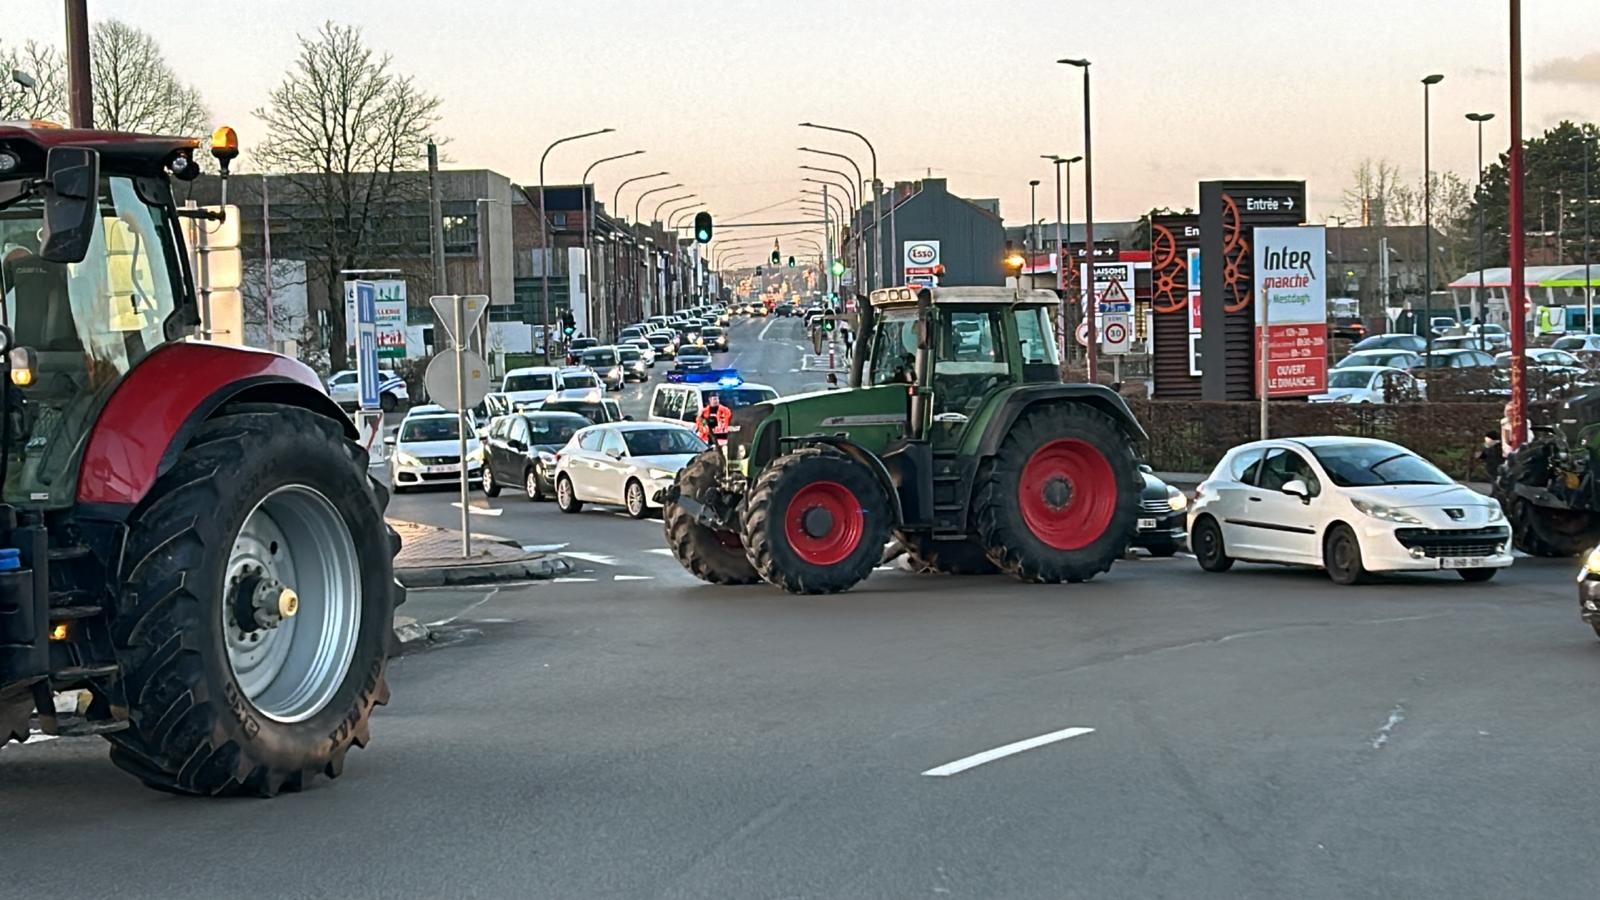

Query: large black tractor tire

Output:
[743, 447, 892, 594]
[105, 403, 397, 797]
[896, 531, 998, 575]
[974, 403, 1140, 584]
[664, 448, 760, 585]
[1497, 442, 1600, 557]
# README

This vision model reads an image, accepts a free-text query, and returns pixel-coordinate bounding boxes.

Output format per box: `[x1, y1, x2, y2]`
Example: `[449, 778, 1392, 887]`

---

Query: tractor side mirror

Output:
[39, 146, 100, 264]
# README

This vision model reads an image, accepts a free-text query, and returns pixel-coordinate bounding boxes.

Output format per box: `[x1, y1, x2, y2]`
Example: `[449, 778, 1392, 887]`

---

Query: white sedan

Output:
[387, 410, 483, 492]
[1188, 437, 1511, 584]
[553, 422, 708, 519]
[1308, 366, 1424, 404]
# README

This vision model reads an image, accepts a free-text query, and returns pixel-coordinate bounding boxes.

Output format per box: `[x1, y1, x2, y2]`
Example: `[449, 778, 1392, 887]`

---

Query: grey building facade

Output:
[865, 178, 1006, 287]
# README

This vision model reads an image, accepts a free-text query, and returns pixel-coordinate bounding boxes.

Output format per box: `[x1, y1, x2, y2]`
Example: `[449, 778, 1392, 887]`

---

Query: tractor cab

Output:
[0, 122, 226, 508]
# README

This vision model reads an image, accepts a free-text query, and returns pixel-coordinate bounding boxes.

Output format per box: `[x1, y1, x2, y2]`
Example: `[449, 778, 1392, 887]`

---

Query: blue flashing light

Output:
[677, 368, 742, 385]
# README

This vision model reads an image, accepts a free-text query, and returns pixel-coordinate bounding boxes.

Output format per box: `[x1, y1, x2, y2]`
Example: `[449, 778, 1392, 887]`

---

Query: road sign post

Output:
[426, 295, 491, 558]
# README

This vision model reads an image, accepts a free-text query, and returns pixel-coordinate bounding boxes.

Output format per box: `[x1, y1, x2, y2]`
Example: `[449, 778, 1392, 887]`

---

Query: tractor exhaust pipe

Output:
[849, 299, 874, 388]
[907, 290, 933, 442]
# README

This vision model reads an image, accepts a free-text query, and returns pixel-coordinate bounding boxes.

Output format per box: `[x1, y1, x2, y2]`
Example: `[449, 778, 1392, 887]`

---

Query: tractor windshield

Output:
[0, 175, 184, 507]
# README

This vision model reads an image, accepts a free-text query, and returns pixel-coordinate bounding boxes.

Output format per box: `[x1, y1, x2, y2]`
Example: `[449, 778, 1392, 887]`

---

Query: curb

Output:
[394, 553, 573, 589]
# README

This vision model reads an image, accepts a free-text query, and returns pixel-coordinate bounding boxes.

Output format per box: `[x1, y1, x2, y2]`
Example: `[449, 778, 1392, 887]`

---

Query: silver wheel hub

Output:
[225, 485, 361, 724]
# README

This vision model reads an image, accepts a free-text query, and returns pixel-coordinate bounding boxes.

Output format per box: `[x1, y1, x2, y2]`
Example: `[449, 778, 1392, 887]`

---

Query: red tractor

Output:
[0, 123, 400, 795]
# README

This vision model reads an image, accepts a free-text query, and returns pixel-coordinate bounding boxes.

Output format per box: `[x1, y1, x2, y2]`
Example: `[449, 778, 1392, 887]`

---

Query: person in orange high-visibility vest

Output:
[695, 393, 733, 443]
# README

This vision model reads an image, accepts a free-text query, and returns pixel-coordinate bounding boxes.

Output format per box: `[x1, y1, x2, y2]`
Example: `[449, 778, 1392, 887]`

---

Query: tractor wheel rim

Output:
[1018, 439, 1117, 551]
[225, 485, 361, 724]
[783, 480, 865, 566]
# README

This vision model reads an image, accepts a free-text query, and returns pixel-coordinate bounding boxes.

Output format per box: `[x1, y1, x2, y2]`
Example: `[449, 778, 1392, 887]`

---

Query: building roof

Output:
[1448, 264, 1600, 289]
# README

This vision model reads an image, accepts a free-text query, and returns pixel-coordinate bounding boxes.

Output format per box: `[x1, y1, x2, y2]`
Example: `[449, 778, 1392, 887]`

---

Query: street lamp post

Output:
[1059, 59, 1096, 381]
[800, 148, 868, 292]
[1422, 73, 1444, 358]
[800, 124, 881, 292]
[540, 127, 614, 363]
[1467, 112, 1496, 347]
[802, 165, 862, 285]
[1043, 155, 1082, 353]
[1028, 179, 1041, 289]
[581, 150, 644, 341]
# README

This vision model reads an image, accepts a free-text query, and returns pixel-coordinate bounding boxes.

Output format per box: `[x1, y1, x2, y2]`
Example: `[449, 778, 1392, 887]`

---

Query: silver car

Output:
[577, 347, 626, 392]
[553, 422, 707, 518]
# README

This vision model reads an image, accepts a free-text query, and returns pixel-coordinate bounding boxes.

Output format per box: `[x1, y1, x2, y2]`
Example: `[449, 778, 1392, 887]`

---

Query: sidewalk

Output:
[390, 519, 571, 588]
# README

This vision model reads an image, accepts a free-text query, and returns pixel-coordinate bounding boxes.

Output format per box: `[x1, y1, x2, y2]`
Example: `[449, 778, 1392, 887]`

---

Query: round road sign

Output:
[1104, 321, 1129, 345]
[1075, 321, 1089, 347]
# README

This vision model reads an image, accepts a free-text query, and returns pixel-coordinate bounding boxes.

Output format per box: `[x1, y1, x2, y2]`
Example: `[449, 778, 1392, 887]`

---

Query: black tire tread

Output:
[743, 447, 890, 594]
[664, 449, 760, 585]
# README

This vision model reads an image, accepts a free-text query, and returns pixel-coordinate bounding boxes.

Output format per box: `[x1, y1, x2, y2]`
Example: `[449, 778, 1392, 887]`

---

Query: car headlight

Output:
[538, 451, 557, 464]
[1486, 504, 1506, 523]
[468, 447, 485, 464]
[1351, 499, 1424, 525]
[1584, 547, 1600, 576]
[394, 451, 421, 467]
[1166, 487, 1188, 512]
[647, 468, 677, 481]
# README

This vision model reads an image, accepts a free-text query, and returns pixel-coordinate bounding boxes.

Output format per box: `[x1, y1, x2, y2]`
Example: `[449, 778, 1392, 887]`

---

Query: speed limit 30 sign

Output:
[1102, 314, 1132, 355]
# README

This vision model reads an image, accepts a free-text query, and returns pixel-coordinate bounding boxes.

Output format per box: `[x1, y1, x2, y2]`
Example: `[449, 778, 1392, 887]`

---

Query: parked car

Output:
[1428, 316, 1459, 336]
[1421, 349, 1496, 369]
[1494, 348, 1587, 377]
[579, 346, 626, 391]
[1551, 333, 1600, 355]
[1132, 467, 1188, 557]
[1464, 323, 1511, 350]
[387, 409, 483, 492]
[481, 411, 591, 501]
[1189, 437, 1511, 584]
[1333, 349, 1425, 371]
[1309, 366, 1424, 404]
[501, 366, 564, 410]
[1351, 334, 1426, 354]
[559, 365, 603, 392]
[327, 368, 409, 412]
[616, 345, 649, 382]
[554, 422, 709, 518]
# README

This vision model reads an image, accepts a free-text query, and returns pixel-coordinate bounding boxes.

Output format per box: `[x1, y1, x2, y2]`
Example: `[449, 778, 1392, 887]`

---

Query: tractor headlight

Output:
[1166, 487, 1188, 512]
[1351, 499, 1423, 525]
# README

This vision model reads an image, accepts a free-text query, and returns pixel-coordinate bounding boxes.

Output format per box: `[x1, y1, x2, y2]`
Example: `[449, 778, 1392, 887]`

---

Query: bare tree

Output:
[1342, 159, 1407, 226]
[0, 39, 66, 120]
[253, 22, 441, 370]
[89, 21, 208, 134]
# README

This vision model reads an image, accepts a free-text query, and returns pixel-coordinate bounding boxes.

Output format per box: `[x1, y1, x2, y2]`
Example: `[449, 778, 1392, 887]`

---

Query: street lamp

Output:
[539, 127, 614, 363]
[634, 183, 684, 223]
[580, 150, 644, 341]
[1422, 73, 1444, 358]
[1028, 179, 1041, 286]
[652, 193, 695, 223]
[1059, 58, 1097, 381]
[1042, 154, 1082, 351]
[1466, 111, 1496, 346]
[612, 171, 668, 217]
[800, 123, 883, 289]
[667, 203, 705, 230]
[800, 148, 869, 291]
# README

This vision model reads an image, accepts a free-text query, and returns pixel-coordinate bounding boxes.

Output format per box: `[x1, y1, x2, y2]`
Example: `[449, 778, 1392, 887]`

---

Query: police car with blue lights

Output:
[327, 368, 409, 412]
[649, 371, 779, 428]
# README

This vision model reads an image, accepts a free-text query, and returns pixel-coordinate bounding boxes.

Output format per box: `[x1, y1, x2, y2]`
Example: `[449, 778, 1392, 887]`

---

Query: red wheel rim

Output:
[783, 481, 865, 566]
[1017, 439, 1116, 551]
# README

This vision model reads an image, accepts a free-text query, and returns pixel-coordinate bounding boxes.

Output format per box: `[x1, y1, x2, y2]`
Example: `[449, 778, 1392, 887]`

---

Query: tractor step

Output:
[51, 663, 119, 686]
[48, 605, 103, 622]
[48, 544, 93, 562]
[35, 713, 129, 738]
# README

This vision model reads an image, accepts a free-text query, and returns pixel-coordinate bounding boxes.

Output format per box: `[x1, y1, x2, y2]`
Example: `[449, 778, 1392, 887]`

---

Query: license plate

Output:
[1137, 517, 1159, 530]
[425, 464, 458, 474]
[1440, 556, 1489, 569]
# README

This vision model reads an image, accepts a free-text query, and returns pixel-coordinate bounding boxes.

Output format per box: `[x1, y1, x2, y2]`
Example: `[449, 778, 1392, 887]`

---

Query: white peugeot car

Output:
[553, 422, 707, 518]
[387, 409, 483, 492]
[1188, 437, 1511, 584]
[501, 367, 565, 411]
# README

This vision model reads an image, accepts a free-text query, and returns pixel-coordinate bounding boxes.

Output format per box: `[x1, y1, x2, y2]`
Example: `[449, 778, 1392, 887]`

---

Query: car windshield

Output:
[618, 348, 641, 362]
[582, 349, 618, 366]
[505, 373, 554, 392]
[623, 428, 707, 456]
[703, 327, 723, 337]
[524, 415, 586, 444]
[571, 338, 597, 350]
[715, 387, 778, 407]
[565, 373, 599, 387]
[400, 417, 460, 442]
[1327, 370, 1374, 388]
[1310, 443, 1452, 487]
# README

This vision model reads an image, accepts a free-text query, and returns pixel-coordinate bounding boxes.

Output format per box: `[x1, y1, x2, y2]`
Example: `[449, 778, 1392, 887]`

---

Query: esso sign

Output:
[907, 244, 937, 265]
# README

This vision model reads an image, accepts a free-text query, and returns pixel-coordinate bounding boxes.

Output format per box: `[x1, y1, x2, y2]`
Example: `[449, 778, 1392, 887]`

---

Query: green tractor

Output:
[663, 286, 1147, 594]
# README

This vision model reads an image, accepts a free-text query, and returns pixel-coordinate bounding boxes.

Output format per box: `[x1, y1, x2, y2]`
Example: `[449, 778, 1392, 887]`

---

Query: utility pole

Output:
[64, 0, 93, 128]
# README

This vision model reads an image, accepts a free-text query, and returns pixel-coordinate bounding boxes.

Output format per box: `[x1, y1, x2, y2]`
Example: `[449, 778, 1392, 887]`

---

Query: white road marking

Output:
[614, 574, 655, 581]
[921, 726, 1096, 777]
[1371, 704, 1405, 749]
[425, 586, 501, 627]
[553, 577, 598, 584]
[22, 732, 58, 745]
[450, 503, 504, 517]
[563, 551, 619, 566]
[646, 548, 675, 556]
[522, 542, 570, 553]
[758, 316, 779, 341]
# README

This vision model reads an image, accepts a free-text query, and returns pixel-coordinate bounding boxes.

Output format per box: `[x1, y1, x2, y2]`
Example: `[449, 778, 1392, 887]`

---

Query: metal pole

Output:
[262, 175, 275, 349]
[823, 185, 835, 296]
[1468, 113, 1494, 347]
[1066, 159, 1075, 359]
[1422, 75, 1443, 358]
[889, 180, 898, 286]
[1260, 282, 1270, 440]
[1508, 0, 1528, 448]
[1029, 180, 1040, 291]
[454, 296, 471, 558]
[580, 150, 644, 341]
[64, 0, 92, 128]
[799, 125, 879, 290]
[1585, 130, 1593, 331]
[539, 128, 614, 363]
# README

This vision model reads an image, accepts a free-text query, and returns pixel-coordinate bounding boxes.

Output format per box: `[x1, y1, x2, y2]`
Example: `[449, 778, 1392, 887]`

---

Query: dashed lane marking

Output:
[450, 503, 504, 517]
[553, 577, 598, 584]
[614, 574, 655, 581]
[562, 551, 619, 566]
[921, 727, 1096, 777]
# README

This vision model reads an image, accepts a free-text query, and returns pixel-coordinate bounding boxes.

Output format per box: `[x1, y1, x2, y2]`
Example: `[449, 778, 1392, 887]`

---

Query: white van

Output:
[648, 378, 779, 427]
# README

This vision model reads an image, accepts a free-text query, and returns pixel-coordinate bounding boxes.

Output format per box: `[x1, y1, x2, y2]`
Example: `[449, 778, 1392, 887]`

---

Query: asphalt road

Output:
[7, 313, 1600, 900]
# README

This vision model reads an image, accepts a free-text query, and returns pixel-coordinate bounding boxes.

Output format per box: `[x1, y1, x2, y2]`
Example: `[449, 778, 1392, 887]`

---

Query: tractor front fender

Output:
[786, 433, 907, 527]
[78, 342, 355, 511]
[968, 384, 1148, 459]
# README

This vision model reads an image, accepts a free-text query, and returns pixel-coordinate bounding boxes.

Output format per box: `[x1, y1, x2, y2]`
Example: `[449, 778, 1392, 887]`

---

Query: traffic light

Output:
[755, 265, 764, 276]
[694, 211, 713, 243]
[822, 315, 836, 333]
[561, 310, 576, 336]
[831, 259, 845, 277]
[787, 256, 796, 268]
[770, 248, 781, 266]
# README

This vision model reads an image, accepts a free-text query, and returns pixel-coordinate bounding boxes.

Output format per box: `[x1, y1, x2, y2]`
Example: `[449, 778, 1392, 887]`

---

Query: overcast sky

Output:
[11, 1, 1600, 232]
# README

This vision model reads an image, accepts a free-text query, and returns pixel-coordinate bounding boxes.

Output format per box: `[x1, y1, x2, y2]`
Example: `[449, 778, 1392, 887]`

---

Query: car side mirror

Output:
[39, 146, 100, 263]
[1282, 479, 1312, 502]
[383, 434, 396, 446]
[605, 447, 623, 459]
[623, 414, 635, 421]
